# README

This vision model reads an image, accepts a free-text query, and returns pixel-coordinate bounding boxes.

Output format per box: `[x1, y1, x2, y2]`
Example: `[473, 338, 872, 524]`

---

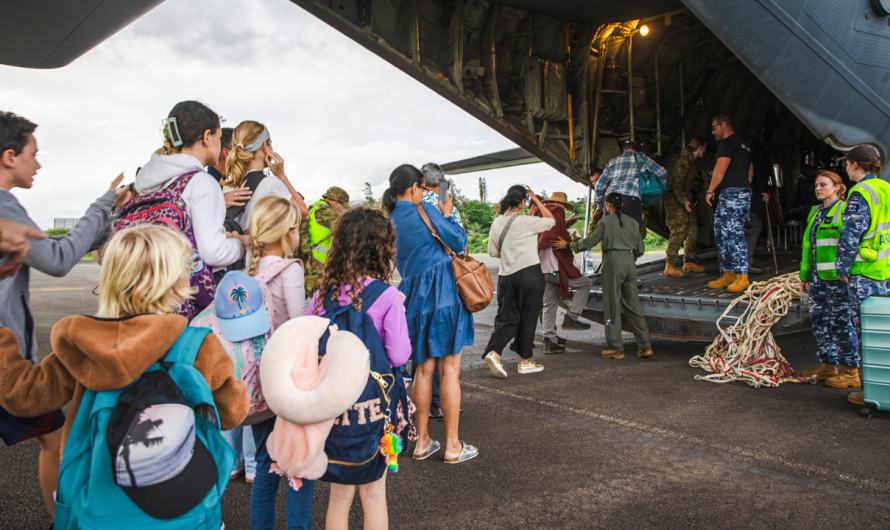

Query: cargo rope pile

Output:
[689, 273, 810, 388]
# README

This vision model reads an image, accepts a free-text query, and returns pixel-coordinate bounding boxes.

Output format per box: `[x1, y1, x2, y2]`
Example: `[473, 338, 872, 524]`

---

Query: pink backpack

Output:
[113, 170, 215, 320]
[189, 258, 301, 426]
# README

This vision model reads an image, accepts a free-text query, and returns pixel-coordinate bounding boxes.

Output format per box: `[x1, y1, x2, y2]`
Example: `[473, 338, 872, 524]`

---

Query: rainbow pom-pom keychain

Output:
[379, 423, 403, 473]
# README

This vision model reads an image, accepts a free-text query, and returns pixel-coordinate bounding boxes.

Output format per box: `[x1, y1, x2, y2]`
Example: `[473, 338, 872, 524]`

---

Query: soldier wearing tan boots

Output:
[664, 136, 707, 278]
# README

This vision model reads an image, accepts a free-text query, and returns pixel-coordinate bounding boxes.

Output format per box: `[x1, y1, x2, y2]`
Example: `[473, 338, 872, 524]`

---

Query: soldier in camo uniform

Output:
[664, 136, 707, 277]
[298, 186, 349, 296]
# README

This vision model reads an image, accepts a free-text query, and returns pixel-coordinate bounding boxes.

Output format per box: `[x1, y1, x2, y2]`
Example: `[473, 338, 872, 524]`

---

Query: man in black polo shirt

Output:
[706, 114, 754, 293]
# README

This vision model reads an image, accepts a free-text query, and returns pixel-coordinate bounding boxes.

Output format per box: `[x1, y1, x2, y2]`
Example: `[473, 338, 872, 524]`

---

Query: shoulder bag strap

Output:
[164, 327, 211, 367]
[357, 280, 389, 311]
[497, 214, 519, 252]
[166, 169, 201, 195]
[226, 171, 268, 221]
[415, 203, 455, 256]
[254, 257, 299, 284]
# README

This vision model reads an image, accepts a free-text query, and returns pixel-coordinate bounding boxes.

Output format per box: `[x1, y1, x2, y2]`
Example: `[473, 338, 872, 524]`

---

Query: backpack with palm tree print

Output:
[53, 327, 235, 529]
[189, 260, 299, 426]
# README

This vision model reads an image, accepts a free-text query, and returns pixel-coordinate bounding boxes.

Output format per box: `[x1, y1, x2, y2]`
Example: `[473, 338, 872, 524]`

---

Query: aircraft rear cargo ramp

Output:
[5, 0, 890, 340]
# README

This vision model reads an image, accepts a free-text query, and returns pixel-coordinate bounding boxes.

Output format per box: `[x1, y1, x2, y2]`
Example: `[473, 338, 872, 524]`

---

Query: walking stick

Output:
[764, 193, 779, 273]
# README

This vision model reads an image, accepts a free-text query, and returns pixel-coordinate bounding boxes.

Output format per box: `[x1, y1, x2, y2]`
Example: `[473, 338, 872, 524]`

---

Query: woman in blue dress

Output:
[383, 165, 478, 465]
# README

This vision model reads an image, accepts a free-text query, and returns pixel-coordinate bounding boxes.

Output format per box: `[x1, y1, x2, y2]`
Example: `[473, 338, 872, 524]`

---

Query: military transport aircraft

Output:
[5, 0, 890, 339]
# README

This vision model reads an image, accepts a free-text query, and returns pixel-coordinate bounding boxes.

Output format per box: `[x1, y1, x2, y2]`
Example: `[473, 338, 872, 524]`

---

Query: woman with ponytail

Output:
[244, 196, 314, 529]
[663, 136, 707, 278]
[135, 101, 246, 271]
[799, 171, 859, 388]
[482, 185, 554, 377]
[569, 193, 653, 359]
[384, 164, 478, 464]
[222, 120, 309, 234]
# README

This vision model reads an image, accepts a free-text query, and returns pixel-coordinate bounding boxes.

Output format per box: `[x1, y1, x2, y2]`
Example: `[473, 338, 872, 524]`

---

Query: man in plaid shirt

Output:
[594, 142, 667, 226]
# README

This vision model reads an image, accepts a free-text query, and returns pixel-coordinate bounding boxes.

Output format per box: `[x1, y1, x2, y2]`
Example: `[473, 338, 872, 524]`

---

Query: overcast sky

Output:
[1, 0, 590, 229]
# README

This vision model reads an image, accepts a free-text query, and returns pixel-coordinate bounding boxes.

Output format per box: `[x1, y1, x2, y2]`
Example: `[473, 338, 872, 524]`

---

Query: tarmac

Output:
[2, 260, 890, 529]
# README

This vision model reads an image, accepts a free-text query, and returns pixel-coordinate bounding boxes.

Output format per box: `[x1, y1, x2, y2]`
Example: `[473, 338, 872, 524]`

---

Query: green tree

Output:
[448, 179, 469, 213]
[363, 182, 376, 206]
[463, 200, 496, 231]
[478, 177, 488, 202]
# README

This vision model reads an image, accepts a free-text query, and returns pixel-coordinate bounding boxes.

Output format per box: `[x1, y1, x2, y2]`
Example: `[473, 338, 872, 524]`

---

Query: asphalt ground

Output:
[3, 260, 890, 529]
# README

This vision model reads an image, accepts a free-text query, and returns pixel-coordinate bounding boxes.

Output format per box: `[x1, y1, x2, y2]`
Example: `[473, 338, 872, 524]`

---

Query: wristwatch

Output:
[706, 190, 715, 195]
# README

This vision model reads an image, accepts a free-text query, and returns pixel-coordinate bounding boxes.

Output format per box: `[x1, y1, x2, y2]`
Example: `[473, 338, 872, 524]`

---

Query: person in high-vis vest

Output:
[835, 145, 890, 405]
[799, 171, 859, 384]
[299, 186, 349, 295]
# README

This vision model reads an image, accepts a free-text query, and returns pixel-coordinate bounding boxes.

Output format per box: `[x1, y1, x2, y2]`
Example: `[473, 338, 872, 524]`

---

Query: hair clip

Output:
[160, 118, 183, 147]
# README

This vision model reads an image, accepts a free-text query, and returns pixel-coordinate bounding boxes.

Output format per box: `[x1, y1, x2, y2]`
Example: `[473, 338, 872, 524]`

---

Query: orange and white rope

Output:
[689, 273, 810, 388]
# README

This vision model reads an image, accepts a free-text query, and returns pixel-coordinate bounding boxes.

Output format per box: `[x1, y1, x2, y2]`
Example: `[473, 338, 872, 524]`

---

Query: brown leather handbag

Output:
[415, 203, 494, 312]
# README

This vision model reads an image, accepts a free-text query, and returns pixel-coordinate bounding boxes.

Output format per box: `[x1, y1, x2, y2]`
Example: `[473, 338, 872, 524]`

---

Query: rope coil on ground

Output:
[689, 273, 810, 388]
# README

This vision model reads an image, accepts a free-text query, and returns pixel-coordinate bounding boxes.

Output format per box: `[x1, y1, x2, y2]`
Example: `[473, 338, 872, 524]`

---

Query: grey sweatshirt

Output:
[0, 188, 116, 363]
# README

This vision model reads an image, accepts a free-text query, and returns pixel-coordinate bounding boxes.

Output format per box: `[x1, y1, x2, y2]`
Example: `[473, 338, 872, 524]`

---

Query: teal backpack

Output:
[53, 327, 235, 529]
[635, 153, 667, 207]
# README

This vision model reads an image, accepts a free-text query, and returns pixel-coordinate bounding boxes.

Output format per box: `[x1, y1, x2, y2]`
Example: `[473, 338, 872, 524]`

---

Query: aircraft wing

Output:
[0, 0, 166, 69]
[440, 148, 541, 175]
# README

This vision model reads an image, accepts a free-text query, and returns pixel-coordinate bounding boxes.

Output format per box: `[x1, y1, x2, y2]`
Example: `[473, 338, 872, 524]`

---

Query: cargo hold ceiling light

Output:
[639, 25, 650, 36]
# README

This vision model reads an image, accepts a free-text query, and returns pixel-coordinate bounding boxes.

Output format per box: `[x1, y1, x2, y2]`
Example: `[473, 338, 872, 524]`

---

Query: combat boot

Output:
[601, 349, 625, 360]
[825, 366, 861, 388]
[543, 338, 566, 355]
[562, 315, 591, 330]
[683, 261, 706, 273]
[664, 263, 684, 277]
[848, 391, 865, 405]
[708, 272, 736, 289]
[802, 363, 838, 381]
[727, 274, 750, 293]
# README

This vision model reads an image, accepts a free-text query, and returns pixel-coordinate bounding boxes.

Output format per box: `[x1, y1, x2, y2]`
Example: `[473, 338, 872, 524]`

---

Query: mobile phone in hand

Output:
[439, 181, 449, 205]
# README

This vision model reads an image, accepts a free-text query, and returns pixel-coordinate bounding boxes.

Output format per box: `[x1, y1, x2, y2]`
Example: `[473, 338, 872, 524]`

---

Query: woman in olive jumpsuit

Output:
[567, 193, 652, 359]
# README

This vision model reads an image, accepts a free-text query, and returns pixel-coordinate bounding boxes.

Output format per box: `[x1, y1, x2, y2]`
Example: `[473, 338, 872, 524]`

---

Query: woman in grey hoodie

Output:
[135, 101, 246, 271]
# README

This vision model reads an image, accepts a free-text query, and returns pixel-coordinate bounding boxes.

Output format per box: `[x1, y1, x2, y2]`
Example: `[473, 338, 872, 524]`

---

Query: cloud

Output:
[0, 0, 592, 228]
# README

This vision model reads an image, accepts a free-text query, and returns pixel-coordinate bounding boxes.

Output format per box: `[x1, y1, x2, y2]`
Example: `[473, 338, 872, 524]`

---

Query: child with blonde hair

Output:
[0, 224, 248, 527]
[244, 196, 317, 530]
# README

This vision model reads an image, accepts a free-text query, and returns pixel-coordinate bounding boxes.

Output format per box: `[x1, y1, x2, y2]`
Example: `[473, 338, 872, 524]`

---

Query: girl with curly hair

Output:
[307, 207, 412, 530]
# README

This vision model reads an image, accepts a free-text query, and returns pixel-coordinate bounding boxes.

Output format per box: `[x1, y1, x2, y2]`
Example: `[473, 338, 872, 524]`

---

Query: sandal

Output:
[444, 441, 479, 464]
[412, 439, 441, 460]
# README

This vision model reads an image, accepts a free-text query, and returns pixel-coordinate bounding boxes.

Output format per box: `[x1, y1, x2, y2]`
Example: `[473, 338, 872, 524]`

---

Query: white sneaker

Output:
[517, 361, 543, 374]
[484, 352, 507, 378]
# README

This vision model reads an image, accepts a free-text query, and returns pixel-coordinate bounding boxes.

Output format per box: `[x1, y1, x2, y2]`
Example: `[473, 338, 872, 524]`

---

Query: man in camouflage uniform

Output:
[664, 152, 705, 277]
[299, 186, 349, 296]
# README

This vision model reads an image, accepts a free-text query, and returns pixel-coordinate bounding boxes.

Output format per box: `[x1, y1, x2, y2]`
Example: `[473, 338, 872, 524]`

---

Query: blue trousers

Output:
[251, 417, 315, 530]
[222, 425, 257, 478]
[808, 277, 859, 367]
[714, 188, 752, 274]
[848, 275, 890, 368]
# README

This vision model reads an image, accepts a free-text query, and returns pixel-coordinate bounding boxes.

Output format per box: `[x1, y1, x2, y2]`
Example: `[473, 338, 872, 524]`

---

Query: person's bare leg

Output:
[412, 357, 436, 455]
[36, 429, 62, 517]
[358, 473, 387, 530]
[439, 353, 463, 459]
[326, 483, 356, 530]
